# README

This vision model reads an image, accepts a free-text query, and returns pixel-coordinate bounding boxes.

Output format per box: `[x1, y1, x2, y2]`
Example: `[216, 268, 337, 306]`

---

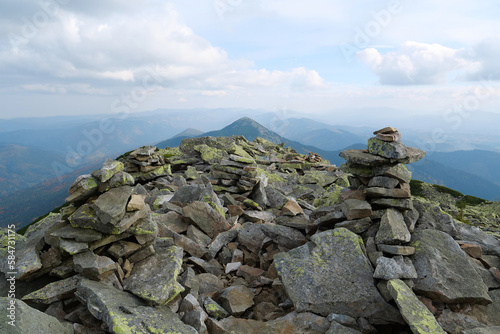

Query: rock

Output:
[203, 297, 230, 319]
[237, 265, 265, 283]
[238, 223, 266, 253]
[66, 174, 98, 203]
[50, 224, 103, 243]
[275, 214, 309, 230]
[281, 199, 304, 216]
[341, 199, 373, 220]
[340, 149, 389, 166]
[213, 317, 266, 334]
[98, 171, 135, 192]
[154, 211, 189, 234]
[455, 223, 500, 256]
[207, 227, 239, 258]
[370, 198, 413, 210]
[336, 217, 372, 234]
[182, 308, 208, 333]
[368, 176, 399, 189]
[436, 309, 485, 334]
[92, 160, 125, 182]
[75, 278, 197, 333]
[467, 289, 500, 326]
[217, 285, 255, 316]
[387, 279, 445, 334]
[262, 311, 330, 333]
[22, 275, 81, 304]
[126, 244, 155, 263]
[376, 208, 411, 245]
[327, 322, 363, 333]
[462, 327, 500, 334]
[107, 241, 142, 259]
[274, 228, 401, 323]
[490, 267, 500, 283]
[123, 245, 184, 305]
[374, 164, 412, 184]
[126, 194, 146, 211]
[365, 187, 411, 198]
[0, 297, 73, 334]
[377, 244, 415, 255]
[373, 256, 417, 280]
[59, 239, 89, 255]
[92, 185, 133, 228]
[251, 180, 270, 209]
[183, 201, 230, 238]
[411, 229, 492, 304]
[197, 273, 225, 297]
[243, 210, 274, 223]
[73, 250, 116, 280]
[261, 224, 307, 250]
[413, 199, 458, 238]
[367, 137, 407, 159]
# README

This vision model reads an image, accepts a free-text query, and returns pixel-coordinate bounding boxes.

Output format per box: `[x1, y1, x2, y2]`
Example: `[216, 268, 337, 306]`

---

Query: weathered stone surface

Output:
[203, 296, 230, 319]
[261, 224, 307, 250]
[365, 187, 411, 198]
[368, 176, 399, 189]
[373, 256, 417, 280]
[411, 229, 492, 304]
[238, 223, 266, 253]
[51, 224, 103, 243]
[462, 327, 500, 334]
[207, 227, 239, 258]
[275, 214, 309, 230]
[375, 131, 402, 142]
[336, 217, 372, 234]
[455, 222, 500, 256]
[0, 297, 73, 334]
[107, 241, 142, 259]
[370, 198, 413, 210]
[243, 210, 275, 223]
[73, 250, 116, 280]
[374, 164, 411, 184]
[92, 186, 133, 227]
[76, 279, 197, 334]
[387, 279, 445, 334]
[22, 275, 81, 304]
[437, 309, 485, 334]
[154, 211, 189, 234]
[262, 311, 330, 334]
[341, 199, 373, 220]
[123, 245, 184, 305]
[92, 159, 124, 183]
[467, 289, 500, 326]
[340, 149, 389, 166]
[217, 285, 255, 316]
[183, 201, 230, 238]
[327, 322, 363, 334]
[281, 199, 304, 216]
[413, 199, 458, 237]
[274, 228, 401, 323]
[98, 171, 135, 192]
[368, 137, 407, 159]
[213, 317, 266, 334]
[126, 194, 145, 211]
[377, 244, 415, 255]
[376, 208, 411, 245]
[66, 174, 98, 203]
[60, 238, 88, 255]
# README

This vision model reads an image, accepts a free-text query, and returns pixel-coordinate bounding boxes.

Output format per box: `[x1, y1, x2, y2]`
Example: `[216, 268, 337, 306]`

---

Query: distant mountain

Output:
[408, 159, 500, 201]
[203, 117, 284, 143]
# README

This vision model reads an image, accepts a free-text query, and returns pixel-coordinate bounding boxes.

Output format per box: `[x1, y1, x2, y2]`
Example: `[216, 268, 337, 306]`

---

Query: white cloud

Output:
[357, 41, 482, 85]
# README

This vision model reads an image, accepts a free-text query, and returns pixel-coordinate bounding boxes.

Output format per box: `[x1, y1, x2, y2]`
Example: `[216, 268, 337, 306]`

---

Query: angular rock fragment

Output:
[183, 201, 230, 238]
[341, 199, 373, 220]
[376, 208, 411, 245]
[217, 285, 255, 316]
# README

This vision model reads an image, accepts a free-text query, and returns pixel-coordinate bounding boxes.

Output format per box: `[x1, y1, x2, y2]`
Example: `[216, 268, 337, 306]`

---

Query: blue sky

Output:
[1, 0, 500, 119]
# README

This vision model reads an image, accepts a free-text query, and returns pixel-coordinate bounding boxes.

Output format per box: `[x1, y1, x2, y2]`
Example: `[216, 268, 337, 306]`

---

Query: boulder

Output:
[411, 229, 492, 304]
[66, 174, 98, 203]
[91, 159, 124, 183]
[76, 279, 197, 333]
[73, 250, 116, 280]
[217, 285, 255, 316]
[123, 245, 184, 305]
[183, 201, 230, 238]
[387, 279, 445, 334]
[368, 137, 407, 159]
[92, 186, 133, 228]
[376, 208, 411, 245]
[274, 228, 401, 323]
[0, 297, 73, 334]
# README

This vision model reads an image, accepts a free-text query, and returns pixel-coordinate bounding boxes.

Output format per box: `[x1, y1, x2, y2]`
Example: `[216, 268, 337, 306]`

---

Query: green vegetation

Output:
[431, 184, 464, 198]
[409, 180, 425, 197]
[457, 195, 488, 208]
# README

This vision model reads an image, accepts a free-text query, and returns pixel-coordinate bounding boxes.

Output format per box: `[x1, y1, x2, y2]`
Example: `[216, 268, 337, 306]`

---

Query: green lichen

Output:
[256, 167, 286, 185]
[194, 144, 226, 164]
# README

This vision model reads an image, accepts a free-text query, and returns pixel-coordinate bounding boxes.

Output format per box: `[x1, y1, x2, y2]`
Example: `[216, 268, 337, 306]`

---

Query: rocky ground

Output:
[1, 130, 499, 334]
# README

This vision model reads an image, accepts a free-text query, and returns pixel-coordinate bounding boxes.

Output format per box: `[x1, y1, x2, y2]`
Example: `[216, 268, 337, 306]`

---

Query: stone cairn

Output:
[339, 127, 425, 295]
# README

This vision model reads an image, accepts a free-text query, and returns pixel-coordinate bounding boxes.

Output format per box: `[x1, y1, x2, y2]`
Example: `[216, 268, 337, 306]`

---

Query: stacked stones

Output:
[211, 154, 260, 194]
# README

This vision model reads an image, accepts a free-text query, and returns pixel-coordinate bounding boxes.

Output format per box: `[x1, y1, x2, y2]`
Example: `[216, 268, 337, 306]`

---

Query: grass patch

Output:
[410, 179, 425, 197]
[431, 184, 464, 198]
[457, 195, 488, 208]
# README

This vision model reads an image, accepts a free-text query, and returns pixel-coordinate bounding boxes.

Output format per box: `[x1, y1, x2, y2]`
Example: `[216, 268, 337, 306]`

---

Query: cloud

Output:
[357, 42, 474, 85]
[465, 37, 500, 80]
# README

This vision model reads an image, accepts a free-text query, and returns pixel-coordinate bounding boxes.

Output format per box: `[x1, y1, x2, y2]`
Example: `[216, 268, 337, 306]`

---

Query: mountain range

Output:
[1, 113, 499, 228]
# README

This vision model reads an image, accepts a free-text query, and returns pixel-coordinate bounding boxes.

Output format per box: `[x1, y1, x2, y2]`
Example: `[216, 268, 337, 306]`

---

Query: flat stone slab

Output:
[183, 201, 230, 238]
[411, 229, 492, 305]
[92, 185, 133, 227]
[123, 245, 184, 305]
[274, 228, 401, 324]
[340, 149, 389, 166]
[76, 279, 197, 334]
[73, 250, 116, 280]
[373, 256, 417, 280]
[368, 137, 408, 159]
[387, 279, 445, 334]
[50, 224, 103, 242]
[341, 199, 373, 220]
[22, 275, 81, 304]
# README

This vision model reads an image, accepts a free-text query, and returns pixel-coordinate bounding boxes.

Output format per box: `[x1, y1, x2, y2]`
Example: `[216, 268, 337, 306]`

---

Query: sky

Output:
[1, 0, 500, 119]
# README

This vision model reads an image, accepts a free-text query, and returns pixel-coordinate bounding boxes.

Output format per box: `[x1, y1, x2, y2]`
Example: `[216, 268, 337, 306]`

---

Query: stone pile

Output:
[0, 131, 499, 334]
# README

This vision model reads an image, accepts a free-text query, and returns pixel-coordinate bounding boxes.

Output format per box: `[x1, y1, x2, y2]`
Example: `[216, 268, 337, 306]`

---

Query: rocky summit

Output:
[1, 129, 499, 334]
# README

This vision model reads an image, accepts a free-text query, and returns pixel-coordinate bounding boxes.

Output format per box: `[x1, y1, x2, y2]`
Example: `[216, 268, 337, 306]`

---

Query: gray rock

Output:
[59, 239, 88, 255]
[92, 159, 124, 182]
[251, 180, 270, 209]
[275, 214, 309, 230]
[217, 285, 255, 316]
[376, 208, 411, 245]
[370, 198, 413, 210]
[243, 210, 275, 222]
[73, 250, 116, 280]
[387, 279, 445, 334]
[238, 223, 266, 253]
[368, 176, 399, 189]
[274, 228, 401, 324]
[327, 322, 363, 334]
[413, 199, 458, 238]
[467, 289, 500, 326]
[75, 278, 197, 333]
[107, 241, 142, 259]
[0, 297, 73, 334]
[203, 297, 230, 319]
[411, 229, 492, 304]
[266, 187, 289, 209]
[22, 275, 81, 304]
[455, 223, 500, 256]
[207, 227, 239, 258]
[341, 199, 373, 220]
[123, 245, 184, 305]
[98, 171, 135, 192]
[377, 244, 415, 255]
[368, 137, 407, 159]
[336, 217, 372, 234]
[365, 187, 411, 198]
[183, 201, 230, 238]
[462, 327, 500, 334]
[68, 204, 102, 232]
[262, 311, 331, 334]
[374, 164, 412, 184]
[327, 313, 358, 329]
[373, 256, 417, 280]
[340, 149, 389, 166]
[437, 309, 485, 334]
[50, 224, 103, 243]
[92, 186, 133, 227]
[66, 174, 98, 203]
[261, 224, 307, 250]
[403, 207, 419, 232]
